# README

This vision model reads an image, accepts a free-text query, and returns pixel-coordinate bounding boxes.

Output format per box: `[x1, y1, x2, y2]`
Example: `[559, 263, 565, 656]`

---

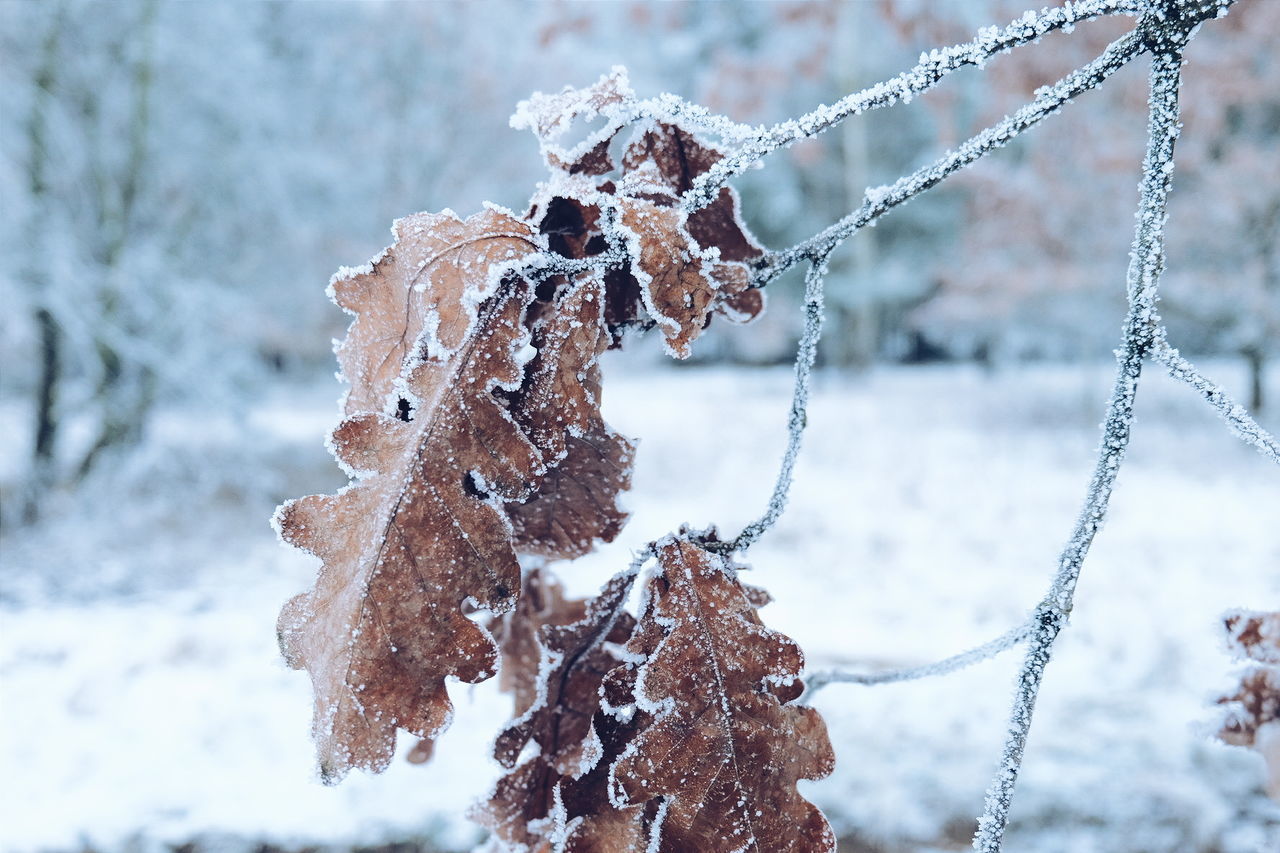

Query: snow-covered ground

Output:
[2, 359, 1278, 853]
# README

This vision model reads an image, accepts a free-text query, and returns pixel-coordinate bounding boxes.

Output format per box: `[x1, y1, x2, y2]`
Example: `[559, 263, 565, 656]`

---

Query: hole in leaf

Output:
[462, 471, 488, 499]
[396, 398, 413, 422]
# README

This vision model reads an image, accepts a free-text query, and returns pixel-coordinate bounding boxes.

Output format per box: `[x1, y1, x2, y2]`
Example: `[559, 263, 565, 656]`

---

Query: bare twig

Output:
[803, 619, 1034, 698]
[973, 40, 1188, 852]
[683, 0, 1146, 210]
[1149, 336, 1280, 464]
[756, 27, 1144, 287]
[712, 251, 832, 554]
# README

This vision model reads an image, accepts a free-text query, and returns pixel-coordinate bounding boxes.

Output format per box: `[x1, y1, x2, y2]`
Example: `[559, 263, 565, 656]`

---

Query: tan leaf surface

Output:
[616, 198, 716, 359]
[275, 209, 546, 783]
[1217, 609, 1280, 800]
[607, 537, 836, 853]
[329, 208, 541, 417]
[614, 123, 768, 352]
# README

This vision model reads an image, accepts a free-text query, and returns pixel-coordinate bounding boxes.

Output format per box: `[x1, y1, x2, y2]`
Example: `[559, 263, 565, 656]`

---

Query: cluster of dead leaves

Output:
[1217, 609, 1280, 800]
[273, 68, 834, 851]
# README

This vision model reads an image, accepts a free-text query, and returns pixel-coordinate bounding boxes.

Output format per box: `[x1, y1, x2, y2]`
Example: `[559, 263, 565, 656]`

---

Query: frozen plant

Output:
[272, 1, 1277, 850]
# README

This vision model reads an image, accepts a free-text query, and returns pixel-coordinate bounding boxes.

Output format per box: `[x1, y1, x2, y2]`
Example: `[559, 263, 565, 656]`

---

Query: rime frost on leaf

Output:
[473, 568, 643, 851]
[1224, 609, 1280, 665]
[328, 209, 540, 418]
[517, 92, 768, 357]
[617, 122, 767, 350]
[615, 199, 718, 359]
[511, 67, 634, 177]
[504, 275, 635, 559]
[1216, 608, 1280, 800]
[607, 537, 836, 853]
[274, 209, 547, 783]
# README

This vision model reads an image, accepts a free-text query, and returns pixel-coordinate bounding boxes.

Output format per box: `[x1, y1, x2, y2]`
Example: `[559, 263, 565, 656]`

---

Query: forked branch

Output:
[974, 39, 1188, 852]
[1150, 336, 1280, 464]
[683, 0, 1147, 209]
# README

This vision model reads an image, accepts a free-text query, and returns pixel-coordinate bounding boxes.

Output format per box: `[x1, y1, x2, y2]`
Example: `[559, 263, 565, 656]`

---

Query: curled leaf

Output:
[512, 67, 634, 176]
[474, 568, 641, 850]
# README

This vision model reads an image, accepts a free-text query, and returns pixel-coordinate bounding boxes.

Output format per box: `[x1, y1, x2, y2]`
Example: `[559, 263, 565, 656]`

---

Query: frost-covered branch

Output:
[683, 0, 1146, 210]
[1149, 336, 1280, 464]
[707, 253, 832, 554]
[803, 619, 1033, 698]
[755, 28, 1144, 287]
[973, 44, 1187, 853]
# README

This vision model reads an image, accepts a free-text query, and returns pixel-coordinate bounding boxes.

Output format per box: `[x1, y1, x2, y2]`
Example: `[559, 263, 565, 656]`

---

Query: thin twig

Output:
[803, 619, 1034, 699]
[1149, 336, 1280, 465]
[716, 252, 832, 554]
[756, 27, 1144, 287]
[683, 0, 1146, 210]
[973, 43, 1186, 853]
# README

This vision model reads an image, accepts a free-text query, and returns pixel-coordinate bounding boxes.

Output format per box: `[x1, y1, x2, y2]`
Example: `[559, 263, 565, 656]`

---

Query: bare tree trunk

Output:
[22, 7, 65, 524]
[77, 0, 159, 481]
[1244, 344, 1265, 413]
[835, 0, 878, 370]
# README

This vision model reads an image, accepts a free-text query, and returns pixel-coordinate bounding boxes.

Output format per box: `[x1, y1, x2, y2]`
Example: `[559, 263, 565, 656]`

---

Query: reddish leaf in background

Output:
[1218, 608, 1280, 800]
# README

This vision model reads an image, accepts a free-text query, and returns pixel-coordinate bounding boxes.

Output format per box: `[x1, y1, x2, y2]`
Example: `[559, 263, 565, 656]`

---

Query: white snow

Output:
[1, 359, 1277, 852]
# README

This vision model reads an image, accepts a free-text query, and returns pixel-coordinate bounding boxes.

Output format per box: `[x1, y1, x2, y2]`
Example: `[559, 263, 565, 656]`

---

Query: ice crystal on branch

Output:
[268, 1, 1276, 849]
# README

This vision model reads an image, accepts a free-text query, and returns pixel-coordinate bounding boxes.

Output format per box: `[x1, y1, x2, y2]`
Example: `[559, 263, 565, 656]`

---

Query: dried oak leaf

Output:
[1217, 608, 1280, 800]
[621, 122, 767, 327]
[616, 198, 717, 359]
[512, 67, 633, 177]
[1225, 609, 1280, 665]
[274, 208, 546, 783]
[525, 181, 645, 350]
[607, 537, 836, 853]
[504, 273, 635, 559]
[474, 568, 641, 851]
[328, 209, 539, 418]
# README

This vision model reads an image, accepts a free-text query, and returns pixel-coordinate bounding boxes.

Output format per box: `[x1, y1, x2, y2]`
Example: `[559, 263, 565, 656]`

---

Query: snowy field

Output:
[2, 358, 1278, 853]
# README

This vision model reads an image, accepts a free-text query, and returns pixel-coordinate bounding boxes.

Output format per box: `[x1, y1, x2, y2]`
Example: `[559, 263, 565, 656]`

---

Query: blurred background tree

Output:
[1, 0, 1275, 523]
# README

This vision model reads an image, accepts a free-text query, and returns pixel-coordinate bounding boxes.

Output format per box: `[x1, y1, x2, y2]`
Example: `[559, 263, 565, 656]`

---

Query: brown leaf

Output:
[621, 122, 766, 266]
[504, 273, 635, 559]
[275, 208, 546, 783]
[328, 208, 540, 418]
[490, 568, 589, 721]
[616, 198, 716, 359]
[513, 68, 632, 176]
[474, 569, 641, 850]
[607, 537, 836, 853]
[507, 429, 634, 560]
[614, 124, 768, 352]
[1225, 609, 1280, 665]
